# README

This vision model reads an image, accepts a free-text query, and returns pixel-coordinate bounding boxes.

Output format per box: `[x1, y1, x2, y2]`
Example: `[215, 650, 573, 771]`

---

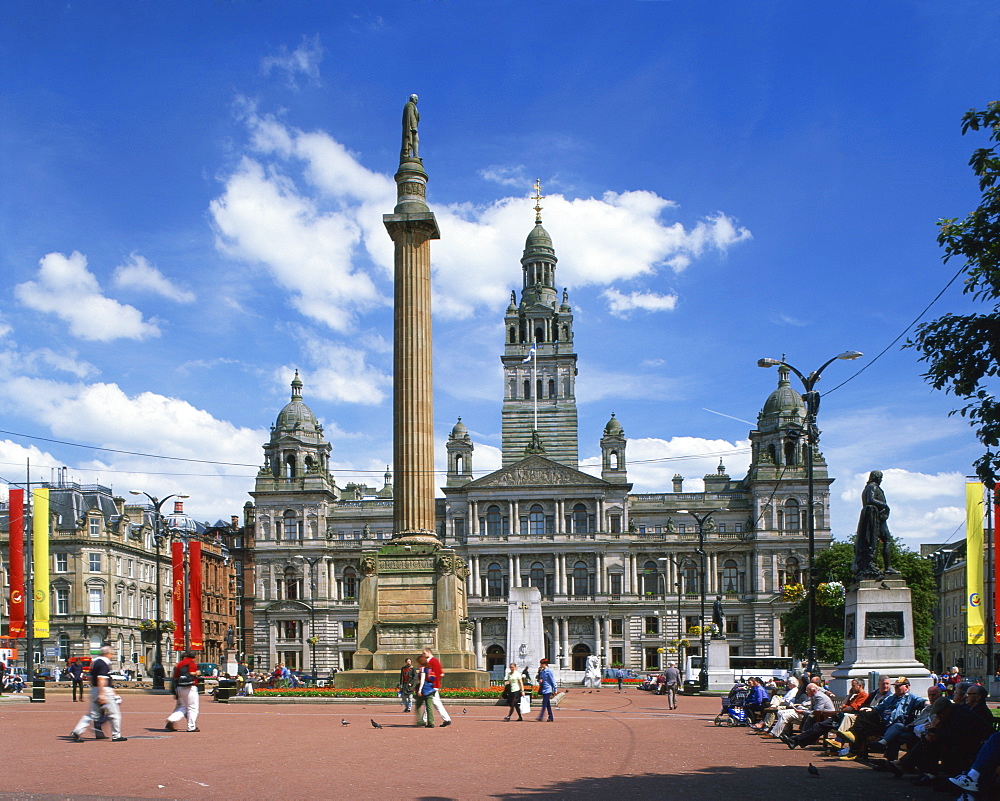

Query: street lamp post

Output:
[757, 351, 862, 678]
[129, 491, 188, 689]
[677, 509, 724, 691]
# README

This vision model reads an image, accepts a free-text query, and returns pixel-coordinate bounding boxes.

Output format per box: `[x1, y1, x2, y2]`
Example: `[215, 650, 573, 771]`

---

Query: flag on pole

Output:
[171, 541, 185, 651]
[188, 540, 204, 651]
[32, 487, 50, 638]
[8, 489, 25, 638]
[521, 343, 536, 364]
[966, 482, 985, 645]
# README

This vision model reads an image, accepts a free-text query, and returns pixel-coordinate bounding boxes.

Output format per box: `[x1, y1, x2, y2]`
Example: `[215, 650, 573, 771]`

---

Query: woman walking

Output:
[536, 658, 557, 722]
[503, 662, 526, 721]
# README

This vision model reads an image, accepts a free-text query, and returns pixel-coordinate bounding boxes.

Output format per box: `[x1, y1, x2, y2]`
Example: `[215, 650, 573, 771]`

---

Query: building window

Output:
[528, 505, 545, 538]
[530, 562, 545, 592]
[642, 560, 659, 595]
[573, 561, 589, 596]
[343, 567, 357, 599]
[89, 553, 101, 572]
[55, 553, 68, 573]
[486, 506, 503, 538]
[89, 518, 100, 537]
[55, 587, 69, 615]
[88, 588, 103, 614]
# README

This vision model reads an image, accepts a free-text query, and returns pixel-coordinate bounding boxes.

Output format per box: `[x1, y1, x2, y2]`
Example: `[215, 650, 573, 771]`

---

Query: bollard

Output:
[30, 679, 46, 703]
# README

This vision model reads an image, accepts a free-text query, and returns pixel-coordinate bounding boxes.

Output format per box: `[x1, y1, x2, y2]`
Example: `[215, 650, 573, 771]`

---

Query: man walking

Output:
[664, 662, 681, 710]
[421, 646, 452, 727]
[166, 650, 201, 732]
[67, 660, 85, 701]
[70, 645, 126, 742]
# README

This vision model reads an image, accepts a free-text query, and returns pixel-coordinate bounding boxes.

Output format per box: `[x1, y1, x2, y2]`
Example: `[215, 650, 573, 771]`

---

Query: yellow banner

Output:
[967, 482, 985, 645]
[33, 487, 50, 638]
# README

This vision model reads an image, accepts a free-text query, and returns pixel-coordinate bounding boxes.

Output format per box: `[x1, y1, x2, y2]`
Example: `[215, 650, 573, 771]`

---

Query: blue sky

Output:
[1, 1, 999, 551]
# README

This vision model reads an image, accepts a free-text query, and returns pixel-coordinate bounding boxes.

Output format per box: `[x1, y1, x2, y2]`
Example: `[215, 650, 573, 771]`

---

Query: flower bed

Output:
[253, 686, 506, 699]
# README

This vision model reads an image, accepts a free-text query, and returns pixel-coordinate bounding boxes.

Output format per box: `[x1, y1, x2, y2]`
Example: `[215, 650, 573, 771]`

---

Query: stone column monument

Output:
[337, 96, 487, 689]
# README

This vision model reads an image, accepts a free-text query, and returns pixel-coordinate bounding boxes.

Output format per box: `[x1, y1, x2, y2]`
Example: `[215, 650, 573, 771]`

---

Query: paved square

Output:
[1, 690, 925, 799]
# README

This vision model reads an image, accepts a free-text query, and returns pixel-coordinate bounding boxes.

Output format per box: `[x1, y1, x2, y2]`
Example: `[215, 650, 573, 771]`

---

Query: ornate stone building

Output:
[245, 208, 832, 676]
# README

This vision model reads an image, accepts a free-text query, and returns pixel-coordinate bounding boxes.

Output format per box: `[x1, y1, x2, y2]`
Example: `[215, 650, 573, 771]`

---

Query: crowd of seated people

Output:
[738, 671, 997, 799]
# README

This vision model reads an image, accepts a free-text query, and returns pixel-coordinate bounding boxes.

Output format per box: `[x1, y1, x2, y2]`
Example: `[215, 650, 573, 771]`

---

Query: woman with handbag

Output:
[503, 662, 526, 721]
[414, 655, 436, 728]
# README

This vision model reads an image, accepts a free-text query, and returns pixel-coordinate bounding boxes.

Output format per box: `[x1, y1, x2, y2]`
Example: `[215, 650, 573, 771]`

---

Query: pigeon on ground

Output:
[341, 719, 350, 726]
[808, 763, 820, 777]
[371, 719, 383, 729]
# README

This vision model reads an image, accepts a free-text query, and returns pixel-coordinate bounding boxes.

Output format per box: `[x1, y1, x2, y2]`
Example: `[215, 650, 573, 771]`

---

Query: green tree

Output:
[781, 540, 934, 665]
[908, 101, 1000, 484]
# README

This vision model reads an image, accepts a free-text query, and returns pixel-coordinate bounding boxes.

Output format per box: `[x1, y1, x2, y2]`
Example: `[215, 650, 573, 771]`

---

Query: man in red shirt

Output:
[421, 646, 452, 727]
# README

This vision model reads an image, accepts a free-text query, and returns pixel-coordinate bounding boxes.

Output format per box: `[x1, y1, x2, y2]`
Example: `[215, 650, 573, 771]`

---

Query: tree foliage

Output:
[781, 540, 935, 665]
[908, 101, 1000, 484]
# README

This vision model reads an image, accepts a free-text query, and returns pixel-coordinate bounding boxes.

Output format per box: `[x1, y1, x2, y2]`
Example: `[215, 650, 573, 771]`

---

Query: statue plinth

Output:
[828, 579, 930, 697]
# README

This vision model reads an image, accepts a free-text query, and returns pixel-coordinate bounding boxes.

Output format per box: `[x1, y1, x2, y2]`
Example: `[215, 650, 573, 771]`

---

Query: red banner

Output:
[171, 541, 185, 651]
[188, 540, 203, 651]
[995, 483, 1000, 644]
[8, 489, 25, 638]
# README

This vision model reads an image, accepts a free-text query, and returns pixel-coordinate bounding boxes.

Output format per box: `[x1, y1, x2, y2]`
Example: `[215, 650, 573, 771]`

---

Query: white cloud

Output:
[603, 288, 678, 317]
[580, 435, 752, 492]
[260, 34, 323, 88]
[113, 253, 195, 303]
[15, 251, 161, 341]
[211, 114, 752, 328]
[281, 333, 391, 406]
[480, 164, 529, 187]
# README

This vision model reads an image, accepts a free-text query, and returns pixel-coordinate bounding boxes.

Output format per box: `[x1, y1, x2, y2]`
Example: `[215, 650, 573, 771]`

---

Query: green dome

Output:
[761, 366, 805, 419]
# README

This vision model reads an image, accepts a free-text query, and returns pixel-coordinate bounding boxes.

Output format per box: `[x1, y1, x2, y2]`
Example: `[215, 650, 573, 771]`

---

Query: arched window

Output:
[782, 499, 800, 533]
[530, 562, 545, 592]
[573, 561, 589, 596]
[782, 557, 800, 587]
[529, 505, 545, 538]
[682, 561, 698, 595]
[487, 562, 505, 598]
[343, 566, 357, 599]
[284, 509, 302, 540]
[642, 560, 659, 595]
[486, 505, 503, 538]
[548, 378, 556, 399]
[283, 567, 302, 600]
[572, 503, 589, 534]
[721, 559, 740, 594]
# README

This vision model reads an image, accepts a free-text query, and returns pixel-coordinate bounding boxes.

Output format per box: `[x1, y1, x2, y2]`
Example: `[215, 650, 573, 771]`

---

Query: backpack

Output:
[175, 663, 195, 688]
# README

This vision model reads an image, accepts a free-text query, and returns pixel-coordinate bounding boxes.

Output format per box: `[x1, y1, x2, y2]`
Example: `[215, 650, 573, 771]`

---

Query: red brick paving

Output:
[0, 689, 928, 800]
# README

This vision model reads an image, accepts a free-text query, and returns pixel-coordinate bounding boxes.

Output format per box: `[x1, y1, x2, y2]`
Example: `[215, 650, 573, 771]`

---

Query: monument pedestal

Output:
[828, 579, 931, 697]
[706, 637, 732, 691]
[335, 542, 489, 689]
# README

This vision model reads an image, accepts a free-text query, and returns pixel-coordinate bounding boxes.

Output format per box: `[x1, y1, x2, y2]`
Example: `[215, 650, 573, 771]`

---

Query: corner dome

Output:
[604, 413, 623, 436]
[761, 366, 805, 419]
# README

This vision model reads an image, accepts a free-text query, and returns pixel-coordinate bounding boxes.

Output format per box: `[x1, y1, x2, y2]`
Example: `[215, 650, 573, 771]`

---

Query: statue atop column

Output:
[400, 93, 420, 162]
[853, 470, 900, 581]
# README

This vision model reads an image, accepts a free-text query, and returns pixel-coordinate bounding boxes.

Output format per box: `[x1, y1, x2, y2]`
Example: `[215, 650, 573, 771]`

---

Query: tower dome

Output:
[275, 370, 321, 433]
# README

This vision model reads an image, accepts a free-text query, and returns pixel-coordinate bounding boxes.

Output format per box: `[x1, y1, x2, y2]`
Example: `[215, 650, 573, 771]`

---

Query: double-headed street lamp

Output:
[130, 490, 188, 689]
[676, 508, 724, 691]
[757, 351, 862, 677]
